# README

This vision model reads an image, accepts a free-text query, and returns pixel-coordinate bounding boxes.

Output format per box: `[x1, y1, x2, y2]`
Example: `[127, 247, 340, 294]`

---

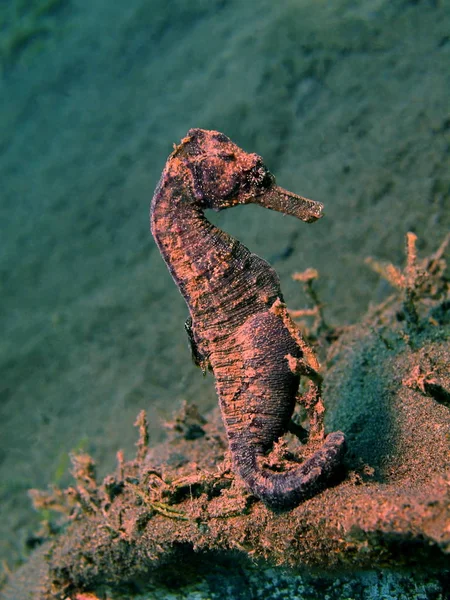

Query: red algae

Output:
[1, 234, 448, 599]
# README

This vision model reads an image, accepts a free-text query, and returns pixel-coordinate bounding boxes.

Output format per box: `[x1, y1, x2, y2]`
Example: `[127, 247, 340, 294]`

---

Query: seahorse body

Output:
[150, 129, 345, 509]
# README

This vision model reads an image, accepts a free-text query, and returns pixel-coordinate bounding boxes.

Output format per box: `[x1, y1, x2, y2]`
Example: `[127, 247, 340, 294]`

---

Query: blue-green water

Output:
[1, 0, 449, 597]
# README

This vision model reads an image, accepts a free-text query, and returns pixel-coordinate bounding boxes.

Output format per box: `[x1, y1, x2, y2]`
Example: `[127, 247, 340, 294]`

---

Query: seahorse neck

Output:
[150, 175, 237, 309]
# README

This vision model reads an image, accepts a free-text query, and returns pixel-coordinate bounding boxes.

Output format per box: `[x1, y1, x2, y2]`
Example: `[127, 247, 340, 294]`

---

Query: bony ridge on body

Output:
[150, 128, 346, 510]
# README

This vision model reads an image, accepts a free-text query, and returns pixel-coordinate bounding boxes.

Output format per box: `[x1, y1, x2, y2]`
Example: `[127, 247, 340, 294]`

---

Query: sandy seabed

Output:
[0, 0, 449, 597]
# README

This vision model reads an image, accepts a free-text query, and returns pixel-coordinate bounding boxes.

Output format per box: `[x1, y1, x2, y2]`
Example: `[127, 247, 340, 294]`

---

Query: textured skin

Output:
[150, 129, 346, 509]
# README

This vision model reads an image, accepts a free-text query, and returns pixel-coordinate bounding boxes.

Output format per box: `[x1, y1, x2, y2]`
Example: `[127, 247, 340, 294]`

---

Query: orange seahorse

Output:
[150, 129, 345, 509]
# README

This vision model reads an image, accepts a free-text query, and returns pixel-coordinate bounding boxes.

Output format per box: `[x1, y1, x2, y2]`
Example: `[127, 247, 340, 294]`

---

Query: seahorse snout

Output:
[253, 185, 324, 223]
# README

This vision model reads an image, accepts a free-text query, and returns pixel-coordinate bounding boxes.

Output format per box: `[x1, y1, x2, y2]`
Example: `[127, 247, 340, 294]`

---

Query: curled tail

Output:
[235, 431, 346, 510]
[214, 310, 346, 510]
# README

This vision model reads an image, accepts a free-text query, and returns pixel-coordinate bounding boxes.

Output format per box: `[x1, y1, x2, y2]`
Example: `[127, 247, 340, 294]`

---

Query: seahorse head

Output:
[173, 128, 324, 223]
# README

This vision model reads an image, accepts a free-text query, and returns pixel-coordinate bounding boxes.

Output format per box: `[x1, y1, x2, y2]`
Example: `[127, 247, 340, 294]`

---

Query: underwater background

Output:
[1, 0, 449, 597]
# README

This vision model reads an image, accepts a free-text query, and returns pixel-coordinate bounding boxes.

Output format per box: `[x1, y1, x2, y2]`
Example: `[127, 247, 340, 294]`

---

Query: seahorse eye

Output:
[261, 169, 275, 188]
[248, 164, 274, 189]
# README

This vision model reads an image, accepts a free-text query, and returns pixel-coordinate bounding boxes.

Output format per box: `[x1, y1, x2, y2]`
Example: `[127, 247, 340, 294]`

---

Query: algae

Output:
[0, 0, 69, 73]
[1, 234, 448, 599]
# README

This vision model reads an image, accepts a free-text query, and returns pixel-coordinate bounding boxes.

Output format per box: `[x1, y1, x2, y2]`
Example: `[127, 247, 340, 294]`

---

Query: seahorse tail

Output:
[233, 431, 346, 510]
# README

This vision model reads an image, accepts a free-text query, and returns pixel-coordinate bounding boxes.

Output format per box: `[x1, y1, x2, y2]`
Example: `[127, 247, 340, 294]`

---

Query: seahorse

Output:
[150, 128, 346, 509]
